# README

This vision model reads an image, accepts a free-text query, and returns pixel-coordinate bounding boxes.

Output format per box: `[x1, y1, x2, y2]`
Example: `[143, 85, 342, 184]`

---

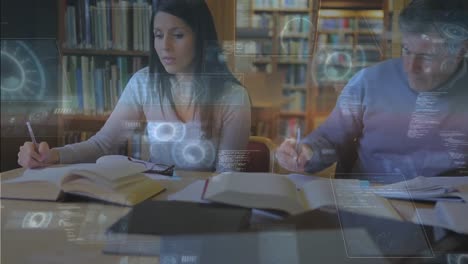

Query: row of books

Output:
[357, 18, 383, 32]
[279, 39, 309, 58]
[237, 0, 251, 27]
[279, 117, 304, 139]
[61, 55, 145, 115]
[278, 15, 311, 34]
[319, 18, 383, 32]
[318, 34, 354, 45]
[252, 14, 273, 28]
[285, 64, 307, 85]
[319, 18, 357, 30]
[237, 40, 273, 57]
[251, 121, 273, 138]
[356, 35, 381, 46]
[236, 39, 310, 60]
[282, 90, 306, 112]
[254, 0, 309, 9]
[251, 14, 312, 35]
[64, 0, 154, 51]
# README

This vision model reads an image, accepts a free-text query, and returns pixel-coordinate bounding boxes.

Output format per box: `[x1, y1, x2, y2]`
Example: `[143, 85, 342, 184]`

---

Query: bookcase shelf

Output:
[310, 2, 389, 129]
[253, 8, 310, 13]
[235, 0, 319, 140]
[56, 0, 238, 156]
[236, 0, 390, 137]
[62, 48, 149, 57]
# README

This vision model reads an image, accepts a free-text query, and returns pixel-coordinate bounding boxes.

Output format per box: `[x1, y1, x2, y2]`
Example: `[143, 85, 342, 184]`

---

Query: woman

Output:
[18, 0, 251, 172]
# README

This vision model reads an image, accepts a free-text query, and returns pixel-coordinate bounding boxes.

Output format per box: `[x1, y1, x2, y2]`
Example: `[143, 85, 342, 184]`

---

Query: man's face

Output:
[402, 32, 464, 92]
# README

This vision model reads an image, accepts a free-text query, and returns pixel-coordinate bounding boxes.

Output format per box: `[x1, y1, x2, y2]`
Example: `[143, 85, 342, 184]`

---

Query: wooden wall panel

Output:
[205, 0, 236, 42]
[205, 0, 237, 70]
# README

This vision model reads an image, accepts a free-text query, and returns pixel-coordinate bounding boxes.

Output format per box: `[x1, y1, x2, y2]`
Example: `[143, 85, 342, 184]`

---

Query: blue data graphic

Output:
[1, 40, 50, 101]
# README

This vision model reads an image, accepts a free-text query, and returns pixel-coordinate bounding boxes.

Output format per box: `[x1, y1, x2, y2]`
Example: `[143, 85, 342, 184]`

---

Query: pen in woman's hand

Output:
[26, 122, 39, 149]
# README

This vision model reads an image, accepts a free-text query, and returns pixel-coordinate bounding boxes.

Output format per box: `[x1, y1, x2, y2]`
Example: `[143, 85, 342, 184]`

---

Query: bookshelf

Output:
[56, 0, 237, 152]
[56, 0, 153, 148]
[311, 8, 386, 126]
[309, 0, 390, 130]
[236, 0, 391, 138]
[389, 0, 411, 58]
[235, 0, 320, 140]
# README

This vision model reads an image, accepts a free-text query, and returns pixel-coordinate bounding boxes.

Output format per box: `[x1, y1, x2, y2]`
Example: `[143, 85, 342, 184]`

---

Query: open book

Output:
[201, 172, 401, 220]
[371, 176, 468, 202]
[1, 155, 166, 206]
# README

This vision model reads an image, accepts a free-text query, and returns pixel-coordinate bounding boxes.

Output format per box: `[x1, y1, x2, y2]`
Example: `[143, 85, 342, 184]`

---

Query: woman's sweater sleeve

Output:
[55, 71, 147, 164]
[215, 84, 252, 171]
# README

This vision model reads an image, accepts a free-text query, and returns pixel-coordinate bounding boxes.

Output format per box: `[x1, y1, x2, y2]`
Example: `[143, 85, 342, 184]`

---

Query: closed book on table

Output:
[103, 200, 252, 256]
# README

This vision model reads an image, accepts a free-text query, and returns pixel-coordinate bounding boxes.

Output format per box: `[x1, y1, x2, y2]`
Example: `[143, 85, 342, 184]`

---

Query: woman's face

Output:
[153, 12, 196, 75]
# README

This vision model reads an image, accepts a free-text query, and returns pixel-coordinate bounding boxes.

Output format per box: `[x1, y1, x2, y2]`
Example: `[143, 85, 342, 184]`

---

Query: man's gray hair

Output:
[399, 0, 468, 53]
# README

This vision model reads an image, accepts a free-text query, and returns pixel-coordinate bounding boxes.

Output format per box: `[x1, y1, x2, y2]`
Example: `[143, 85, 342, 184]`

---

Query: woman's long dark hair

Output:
[149, 0, 242, 139]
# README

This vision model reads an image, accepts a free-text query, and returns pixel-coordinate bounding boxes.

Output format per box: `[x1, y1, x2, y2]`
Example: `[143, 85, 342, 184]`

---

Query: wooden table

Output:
[1, 168, 464, 264]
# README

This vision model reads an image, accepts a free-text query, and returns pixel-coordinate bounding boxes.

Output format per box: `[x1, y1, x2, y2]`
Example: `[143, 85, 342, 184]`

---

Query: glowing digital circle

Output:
[437, 23, 468, 41]
[279, 17, 313, 57]
[1, 52, 26, 92]
[160, 256, 177, 264]
[22, 212, 53, 229]
[1, 40, 46, 100]
[172, 140, 215, 168]
[147, 122, 186, 142]
[324, 51, 353, 81]
[311, 44, 369, 84]
[182, 144, 205, 164]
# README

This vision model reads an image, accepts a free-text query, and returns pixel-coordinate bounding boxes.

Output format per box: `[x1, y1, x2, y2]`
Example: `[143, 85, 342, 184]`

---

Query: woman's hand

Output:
[18, 141, 59, 168]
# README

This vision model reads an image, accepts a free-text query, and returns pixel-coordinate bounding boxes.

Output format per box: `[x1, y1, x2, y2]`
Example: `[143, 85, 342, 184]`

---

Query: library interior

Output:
[1, 0, 468, 263]
[1, 0, 400, 171]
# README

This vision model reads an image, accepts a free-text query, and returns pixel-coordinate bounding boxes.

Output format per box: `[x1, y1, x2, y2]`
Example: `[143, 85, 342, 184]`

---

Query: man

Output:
[276, 0, 468, 180]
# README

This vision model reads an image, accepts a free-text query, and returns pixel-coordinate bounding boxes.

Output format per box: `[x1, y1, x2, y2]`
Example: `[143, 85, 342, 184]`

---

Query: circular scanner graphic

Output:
[172, 140, 215, 168]
[1, 40, 46, 100]
[147, 122, 186, 143]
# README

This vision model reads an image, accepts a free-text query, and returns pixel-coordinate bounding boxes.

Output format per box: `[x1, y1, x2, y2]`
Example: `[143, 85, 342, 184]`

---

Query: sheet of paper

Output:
[371, 176, 468, 202]
[412, 202, 468, 234]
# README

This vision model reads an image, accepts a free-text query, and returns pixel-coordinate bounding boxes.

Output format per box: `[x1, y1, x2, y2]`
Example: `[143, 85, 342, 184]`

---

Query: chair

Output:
[244, 136, 277, 172]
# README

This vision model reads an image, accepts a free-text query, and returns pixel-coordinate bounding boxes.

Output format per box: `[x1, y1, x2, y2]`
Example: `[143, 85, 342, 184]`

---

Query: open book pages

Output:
[371, 176, 468, 202]
[202, 172, 401, 220]
[412, 201, 468, 234]
[1, 155, 165, 206]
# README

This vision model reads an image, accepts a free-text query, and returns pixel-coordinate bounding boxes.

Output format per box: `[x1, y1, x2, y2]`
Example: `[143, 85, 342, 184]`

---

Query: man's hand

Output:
[275, 138, 313, 172]
[18, 141, 59, 168]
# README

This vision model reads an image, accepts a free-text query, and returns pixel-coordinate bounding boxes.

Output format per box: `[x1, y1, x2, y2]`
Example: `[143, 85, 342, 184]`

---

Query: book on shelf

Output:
[282, 90, 306, 112]
[253, 0, 308, 9]
[0, 155, 165, 206]
[252, 13, 273, 28]
[199, 172, 401, 220]
[64, 0, 153, 51]
[62, 55, 143, 115]
[279, 117, 303, 138]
